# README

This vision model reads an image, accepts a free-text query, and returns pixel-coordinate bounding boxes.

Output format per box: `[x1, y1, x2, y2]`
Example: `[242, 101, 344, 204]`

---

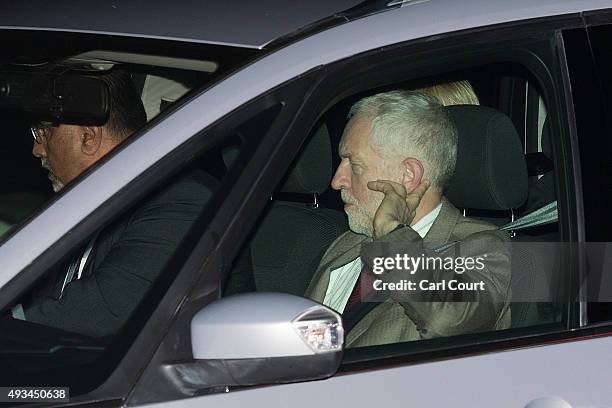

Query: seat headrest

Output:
[221, 125, 332, 195]
[445, 105, 528, 210]
[279, 125, 332, 195]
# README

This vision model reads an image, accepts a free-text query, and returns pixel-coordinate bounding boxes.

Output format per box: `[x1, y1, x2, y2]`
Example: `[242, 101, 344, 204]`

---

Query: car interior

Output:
[0, 51, 226, 239]
[224, 64, 564, 338]
[0, 49, 264, 392]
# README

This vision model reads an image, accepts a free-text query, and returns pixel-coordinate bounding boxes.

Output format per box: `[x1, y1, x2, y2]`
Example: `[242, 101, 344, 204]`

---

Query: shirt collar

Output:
[411, 202, 443, 238]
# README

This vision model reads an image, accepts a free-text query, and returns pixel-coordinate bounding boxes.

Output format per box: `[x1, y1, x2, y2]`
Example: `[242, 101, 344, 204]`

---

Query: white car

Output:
[0, 1, 611, 407]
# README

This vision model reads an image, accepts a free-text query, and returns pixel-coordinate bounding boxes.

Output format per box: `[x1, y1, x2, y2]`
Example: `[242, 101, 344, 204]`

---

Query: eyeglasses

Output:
[31, 122, 54, 144]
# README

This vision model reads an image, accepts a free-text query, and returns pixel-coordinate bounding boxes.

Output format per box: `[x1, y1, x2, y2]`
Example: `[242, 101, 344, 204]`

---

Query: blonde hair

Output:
[416, 80, 479, 106]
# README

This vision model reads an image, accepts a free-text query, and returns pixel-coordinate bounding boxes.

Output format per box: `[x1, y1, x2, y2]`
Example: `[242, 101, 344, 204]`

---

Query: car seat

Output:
[445, 105, 559, 328]
[239, 125, 348, 295]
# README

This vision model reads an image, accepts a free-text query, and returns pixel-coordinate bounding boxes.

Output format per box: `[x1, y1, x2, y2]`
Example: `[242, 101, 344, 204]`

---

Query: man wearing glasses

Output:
[30, 71, 145, 193]
[20, 70, 217, 337]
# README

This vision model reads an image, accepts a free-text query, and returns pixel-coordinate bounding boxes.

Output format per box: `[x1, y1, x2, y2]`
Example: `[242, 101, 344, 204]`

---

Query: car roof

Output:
[0, 0, 363, 49]
[0, 0, 611, 50]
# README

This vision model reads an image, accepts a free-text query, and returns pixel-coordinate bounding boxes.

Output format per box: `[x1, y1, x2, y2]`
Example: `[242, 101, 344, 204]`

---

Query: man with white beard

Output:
[304, 90, 512, 348]
[22, 70, 215, 337]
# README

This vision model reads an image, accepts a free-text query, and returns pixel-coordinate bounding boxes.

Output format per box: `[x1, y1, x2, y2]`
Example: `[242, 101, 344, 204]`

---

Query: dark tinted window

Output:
[0, 30, 259, 240]
[572, 23, 612, 323]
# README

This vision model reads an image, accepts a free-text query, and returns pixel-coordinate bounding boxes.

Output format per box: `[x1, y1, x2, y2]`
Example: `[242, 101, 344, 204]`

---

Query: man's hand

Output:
[367, 179, 430, 239]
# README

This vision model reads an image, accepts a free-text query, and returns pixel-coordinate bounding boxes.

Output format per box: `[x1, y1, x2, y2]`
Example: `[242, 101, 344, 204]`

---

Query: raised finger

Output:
[368, 180, 406, 197]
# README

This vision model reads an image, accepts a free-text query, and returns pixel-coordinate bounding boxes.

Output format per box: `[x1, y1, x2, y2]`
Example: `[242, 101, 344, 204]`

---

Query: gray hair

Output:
[348, 90, 458, 191]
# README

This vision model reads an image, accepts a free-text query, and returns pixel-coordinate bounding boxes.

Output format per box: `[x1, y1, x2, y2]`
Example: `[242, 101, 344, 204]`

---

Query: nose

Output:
[32, 140, 46, 158]
[331, 159, 350, 191]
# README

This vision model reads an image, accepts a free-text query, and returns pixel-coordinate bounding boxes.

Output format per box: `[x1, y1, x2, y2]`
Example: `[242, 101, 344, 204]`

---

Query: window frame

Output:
[316, 24, 608, 372]
[323, 34, 583, 368]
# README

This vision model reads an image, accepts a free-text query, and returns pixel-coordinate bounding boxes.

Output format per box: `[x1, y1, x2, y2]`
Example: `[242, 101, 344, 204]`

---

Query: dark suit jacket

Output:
[24, 170, 217, 337]
[305, 197, 512, 347]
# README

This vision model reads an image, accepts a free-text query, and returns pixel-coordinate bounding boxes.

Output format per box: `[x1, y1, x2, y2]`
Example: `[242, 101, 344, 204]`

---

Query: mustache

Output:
[341, 190, 358, 205]
[40, 158, 51, 171]
[40, 159, 64, 192]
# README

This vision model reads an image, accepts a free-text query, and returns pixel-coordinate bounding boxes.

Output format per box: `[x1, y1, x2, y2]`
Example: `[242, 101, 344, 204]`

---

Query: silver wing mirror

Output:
[164, 293, 344, 394]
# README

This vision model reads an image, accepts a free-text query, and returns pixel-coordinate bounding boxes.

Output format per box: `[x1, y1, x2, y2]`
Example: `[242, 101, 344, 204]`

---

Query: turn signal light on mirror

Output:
[293, 311, 343, 353]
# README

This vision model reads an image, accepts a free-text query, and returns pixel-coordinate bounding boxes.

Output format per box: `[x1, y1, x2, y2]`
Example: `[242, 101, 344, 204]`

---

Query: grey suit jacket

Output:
[305, 197, 512, 348]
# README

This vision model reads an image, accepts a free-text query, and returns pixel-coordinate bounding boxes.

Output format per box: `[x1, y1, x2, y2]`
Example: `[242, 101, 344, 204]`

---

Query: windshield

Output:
[0, 30, 258, 241]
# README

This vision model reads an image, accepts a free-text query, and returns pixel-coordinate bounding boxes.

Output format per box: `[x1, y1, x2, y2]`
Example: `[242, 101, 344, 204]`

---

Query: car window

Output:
[0, 30, 259, 242]
[0, 101, 284, 395]
[572, 20, 612, 324]
[218, 30, 575, 371]
[0, 30, 266, 396]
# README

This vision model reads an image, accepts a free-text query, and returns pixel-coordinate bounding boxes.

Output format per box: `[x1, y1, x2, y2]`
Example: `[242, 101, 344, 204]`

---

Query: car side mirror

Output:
[164, 293, 344, 395]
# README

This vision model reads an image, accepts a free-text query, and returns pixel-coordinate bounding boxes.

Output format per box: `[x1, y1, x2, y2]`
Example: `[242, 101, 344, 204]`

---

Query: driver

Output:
[19, 70, 216, 337]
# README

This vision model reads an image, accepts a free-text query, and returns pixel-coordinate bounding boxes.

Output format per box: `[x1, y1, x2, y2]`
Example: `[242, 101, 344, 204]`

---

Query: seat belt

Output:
[500, 201, 558, 232]
[10, 303, 25, 320]
[388, 202, 558, 259]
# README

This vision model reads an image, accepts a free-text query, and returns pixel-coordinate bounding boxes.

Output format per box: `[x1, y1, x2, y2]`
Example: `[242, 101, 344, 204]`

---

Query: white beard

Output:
[341, 190, 374, 237]
[41, 158, 65, 192]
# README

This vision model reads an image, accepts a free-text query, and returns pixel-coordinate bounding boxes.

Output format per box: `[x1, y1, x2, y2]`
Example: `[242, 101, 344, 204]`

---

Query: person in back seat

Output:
[16, 70, 216, 337]
[305, 90, 511, 347]
[417, 79, 480, 106]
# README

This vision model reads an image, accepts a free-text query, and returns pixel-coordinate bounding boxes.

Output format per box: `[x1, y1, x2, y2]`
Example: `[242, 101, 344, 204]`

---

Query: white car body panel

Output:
[143, 335, 612, 408]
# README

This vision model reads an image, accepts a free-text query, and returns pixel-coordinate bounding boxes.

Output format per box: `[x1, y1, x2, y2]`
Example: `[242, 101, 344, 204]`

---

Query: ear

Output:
[401, 157, 424, 193]
[80, 126, 103, 156]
